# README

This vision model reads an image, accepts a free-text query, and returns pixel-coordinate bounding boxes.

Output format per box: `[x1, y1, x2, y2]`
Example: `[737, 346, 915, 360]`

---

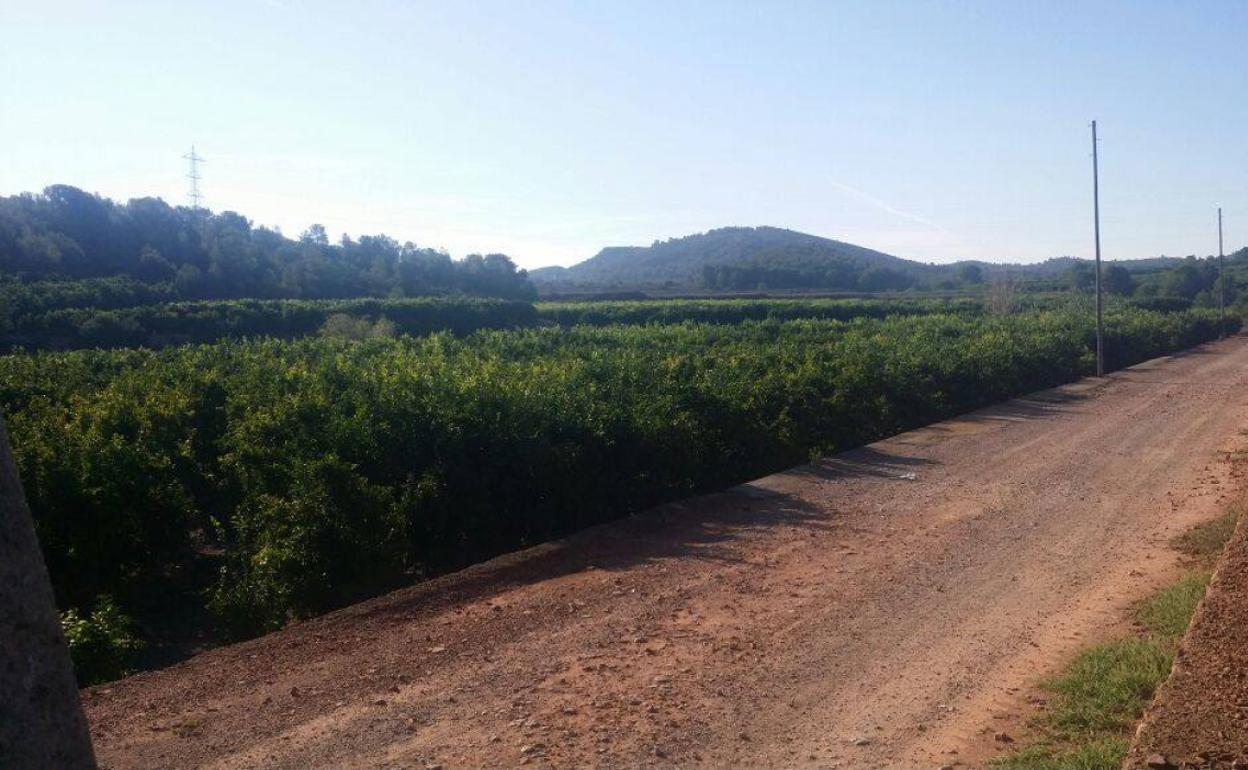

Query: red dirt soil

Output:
[83, 337, 1248, 770]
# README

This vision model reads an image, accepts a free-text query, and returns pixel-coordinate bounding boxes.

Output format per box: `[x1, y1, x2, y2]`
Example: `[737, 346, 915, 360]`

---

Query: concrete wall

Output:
[0, 413, 97, 769]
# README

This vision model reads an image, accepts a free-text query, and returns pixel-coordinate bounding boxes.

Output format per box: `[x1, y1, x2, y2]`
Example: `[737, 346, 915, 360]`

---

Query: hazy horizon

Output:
[3, 1, 1245, 270]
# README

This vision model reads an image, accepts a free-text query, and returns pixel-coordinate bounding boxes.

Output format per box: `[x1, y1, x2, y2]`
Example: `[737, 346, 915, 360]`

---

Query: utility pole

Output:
[182, 145, 204, 209]
[1219, 206, 1226, 338]
[1091, 121, 1104, 376]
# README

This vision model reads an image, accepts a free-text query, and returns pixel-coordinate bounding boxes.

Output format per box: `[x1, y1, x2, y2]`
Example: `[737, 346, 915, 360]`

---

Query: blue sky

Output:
[2, 1, 1245, 268]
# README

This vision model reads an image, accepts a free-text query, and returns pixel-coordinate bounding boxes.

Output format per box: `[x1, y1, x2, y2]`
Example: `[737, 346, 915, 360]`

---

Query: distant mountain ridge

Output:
[530, 226, 929, 291]
[531, 226, 1186, 293]
[532, 226, 916, 283]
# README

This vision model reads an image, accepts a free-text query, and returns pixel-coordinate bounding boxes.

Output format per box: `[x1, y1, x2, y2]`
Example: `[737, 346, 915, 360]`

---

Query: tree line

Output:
[0, 290, 1213, 352]
[698, 246, 1248, 302]
[1, 296, 537, 350]
[537, 296, 982, 326]
[0, 185, 536, 301]
[1063, 251, 1247, 308]
[700, 258, 919, 292]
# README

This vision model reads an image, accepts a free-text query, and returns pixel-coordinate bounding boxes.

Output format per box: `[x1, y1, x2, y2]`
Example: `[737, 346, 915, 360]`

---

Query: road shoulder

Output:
[1125, 507, 1248, 770]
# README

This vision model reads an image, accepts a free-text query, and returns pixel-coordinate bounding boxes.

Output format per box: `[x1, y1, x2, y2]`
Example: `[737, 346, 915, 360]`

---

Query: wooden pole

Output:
[1219, 207, 1226, 338]
[1092, 120, 1104, 376]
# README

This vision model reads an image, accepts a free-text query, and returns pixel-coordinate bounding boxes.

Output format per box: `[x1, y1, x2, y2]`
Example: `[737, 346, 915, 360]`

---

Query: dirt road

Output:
[84, 337, 1248, 770]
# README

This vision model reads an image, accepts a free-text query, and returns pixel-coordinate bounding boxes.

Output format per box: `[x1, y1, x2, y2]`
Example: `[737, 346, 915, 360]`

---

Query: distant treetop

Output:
[0, 185, 536, 301]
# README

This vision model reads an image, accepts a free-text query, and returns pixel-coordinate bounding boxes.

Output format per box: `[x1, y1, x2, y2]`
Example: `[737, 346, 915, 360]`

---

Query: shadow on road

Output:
[325, 478, 840, 633]
[788, 446, 936, 481]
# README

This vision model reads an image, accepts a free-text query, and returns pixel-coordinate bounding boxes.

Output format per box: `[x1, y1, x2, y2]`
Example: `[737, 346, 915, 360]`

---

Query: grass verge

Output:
[1172, 507, 1239, 563]
[993, 507, 1239, 770]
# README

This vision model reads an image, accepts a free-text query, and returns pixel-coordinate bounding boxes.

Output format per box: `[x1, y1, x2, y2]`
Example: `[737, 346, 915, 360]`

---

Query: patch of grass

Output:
[1045, 637, 1174, 734]
[993, 507, 1233, 769]
[993, 633, 1182, 769]
[1172, 507, 1241, 563]
[993, 737, 1130, 770]
[1034, 570, 1212, 743]
[1136, 572, 1210, 638]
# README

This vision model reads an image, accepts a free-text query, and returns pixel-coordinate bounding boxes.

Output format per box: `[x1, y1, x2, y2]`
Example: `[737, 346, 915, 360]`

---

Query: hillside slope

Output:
[530, 225, 1188, 293]
[531, 226, 930, 290]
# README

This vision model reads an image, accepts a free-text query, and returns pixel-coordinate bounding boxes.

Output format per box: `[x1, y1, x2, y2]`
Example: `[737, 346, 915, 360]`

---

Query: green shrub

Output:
[2, 296, 537, 350]
[536, 296, 983, 326]
[320, 313, 396, 340]
[61, 596, 143, 685]
[1, 306, 1232, 643]
[210, 455, 409, 636]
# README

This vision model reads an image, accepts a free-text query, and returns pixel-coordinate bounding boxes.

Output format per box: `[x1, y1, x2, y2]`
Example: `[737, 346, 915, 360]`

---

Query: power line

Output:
[182, 145, 205, 209]
[1091, 120, 1103, 377]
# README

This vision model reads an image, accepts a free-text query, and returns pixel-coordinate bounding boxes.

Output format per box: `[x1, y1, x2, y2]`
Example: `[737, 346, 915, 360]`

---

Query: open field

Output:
[80, 335, 1248, 769]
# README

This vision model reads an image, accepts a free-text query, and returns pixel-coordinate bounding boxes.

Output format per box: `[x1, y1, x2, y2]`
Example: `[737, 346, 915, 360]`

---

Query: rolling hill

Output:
[530, 226, 1188, 295]
[530, 226, 935, 292]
